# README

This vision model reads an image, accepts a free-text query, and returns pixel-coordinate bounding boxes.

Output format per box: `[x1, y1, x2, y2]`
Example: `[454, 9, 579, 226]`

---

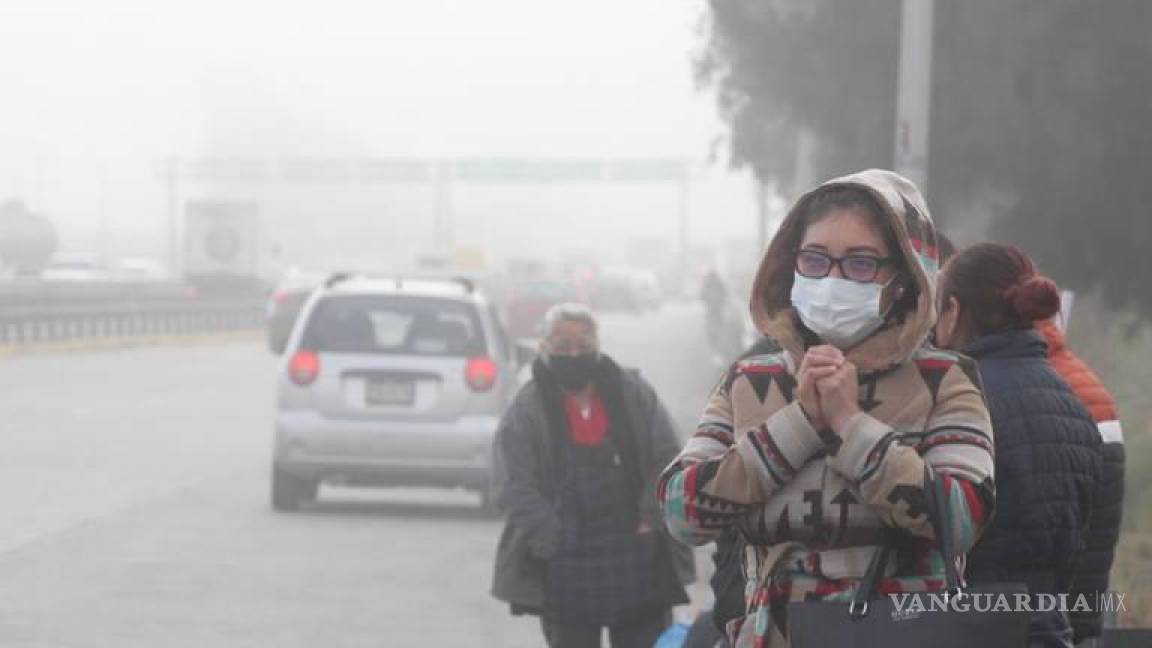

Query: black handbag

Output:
[788, 476, 1030, 647]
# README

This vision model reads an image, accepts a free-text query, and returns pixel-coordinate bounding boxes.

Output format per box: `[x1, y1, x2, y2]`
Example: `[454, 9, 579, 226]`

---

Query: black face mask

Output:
[549, 353, 599, 390]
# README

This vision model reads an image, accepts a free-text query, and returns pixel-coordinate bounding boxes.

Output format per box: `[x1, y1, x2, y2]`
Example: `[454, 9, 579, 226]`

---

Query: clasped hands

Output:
[797, 345, 862, 435]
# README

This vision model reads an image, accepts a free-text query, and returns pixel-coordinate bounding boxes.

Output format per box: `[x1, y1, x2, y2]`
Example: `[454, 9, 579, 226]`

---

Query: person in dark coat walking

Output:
[490, 303, 694, 648]
[934, 243, 1104, 648]
[700, 268, 729, 349]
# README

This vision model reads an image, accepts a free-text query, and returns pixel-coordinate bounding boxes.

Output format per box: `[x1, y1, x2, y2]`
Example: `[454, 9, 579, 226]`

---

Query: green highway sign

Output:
[174, 157, 688, 184]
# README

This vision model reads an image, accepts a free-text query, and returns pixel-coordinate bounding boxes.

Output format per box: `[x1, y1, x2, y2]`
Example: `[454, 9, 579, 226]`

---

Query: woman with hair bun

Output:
[935, 242, 1103, 648]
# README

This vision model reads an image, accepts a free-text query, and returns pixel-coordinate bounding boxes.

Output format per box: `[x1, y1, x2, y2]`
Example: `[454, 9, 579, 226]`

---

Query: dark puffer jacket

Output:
[964, 330, 1103, 594]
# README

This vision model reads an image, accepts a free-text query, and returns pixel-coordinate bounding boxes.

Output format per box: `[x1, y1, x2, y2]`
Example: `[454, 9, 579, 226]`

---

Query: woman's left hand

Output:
[815, 361, 861, 434]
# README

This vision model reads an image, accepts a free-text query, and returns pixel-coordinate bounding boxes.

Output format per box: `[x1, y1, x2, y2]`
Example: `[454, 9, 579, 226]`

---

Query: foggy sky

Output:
[7, 0, 717, 156]
[1, 2, 720, 214]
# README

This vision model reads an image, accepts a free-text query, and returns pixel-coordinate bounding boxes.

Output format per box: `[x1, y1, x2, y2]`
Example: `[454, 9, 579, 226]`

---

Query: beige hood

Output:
[750, 169, 942, 372]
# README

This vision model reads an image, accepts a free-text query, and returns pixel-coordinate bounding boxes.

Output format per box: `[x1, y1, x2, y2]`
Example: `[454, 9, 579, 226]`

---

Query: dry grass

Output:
[1111, 532, 1152, 627]
[1050, 296, 1152, 628]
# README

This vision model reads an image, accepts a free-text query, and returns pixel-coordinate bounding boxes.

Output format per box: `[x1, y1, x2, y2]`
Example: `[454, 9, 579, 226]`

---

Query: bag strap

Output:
[849, 528, 894, 618]
[848, 471, 963, 618]
[927, 469, 963, 595]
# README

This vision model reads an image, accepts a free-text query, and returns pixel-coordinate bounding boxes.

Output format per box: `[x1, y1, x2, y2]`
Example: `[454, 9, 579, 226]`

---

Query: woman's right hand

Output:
[798, 345, 844, 430]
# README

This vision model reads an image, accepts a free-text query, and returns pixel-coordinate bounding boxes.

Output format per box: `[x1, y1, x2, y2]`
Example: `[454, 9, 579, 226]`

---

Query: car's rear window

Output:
[302, 295, 486, 356]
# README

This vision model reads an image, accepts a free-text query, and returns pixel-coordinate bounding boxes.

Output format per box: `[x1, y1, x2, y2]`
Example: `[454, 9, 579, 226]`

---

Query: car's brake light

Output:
[289, 349, 320, 386]
[272, 290, 291, 305]
[465, 356, 498, 392]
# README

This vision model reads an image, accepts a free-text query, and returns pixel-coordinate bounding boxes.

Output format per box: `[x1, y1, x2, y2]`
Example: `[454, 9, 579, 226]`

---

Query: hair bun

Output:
[1006, 275, 1061, 322]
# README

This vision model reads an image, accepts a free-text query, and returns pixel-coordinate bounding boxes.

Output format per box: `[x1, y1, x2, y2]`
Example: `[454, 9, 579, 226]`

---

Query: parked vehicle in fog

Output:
[113, 257, 169, 281]
[39, 254, 109, 282]
[591, 267, 661, 313]
[266, 268, 325, 354]
[504, 277, 581, 339]
[271, 273, 530, 510]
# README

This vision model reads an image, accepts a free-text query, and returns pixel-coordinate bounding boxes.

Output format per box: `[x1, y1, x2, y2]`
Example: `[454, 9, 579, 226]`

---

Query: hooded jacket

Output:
[658, 170, 995, 646]
[1036, 318, 1124, 642]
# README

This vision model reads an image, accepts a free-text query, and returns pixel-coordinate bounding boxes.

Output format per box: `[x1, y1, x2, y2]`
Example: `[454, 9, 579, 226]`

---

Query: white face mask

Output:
[790, 272, 889, 349]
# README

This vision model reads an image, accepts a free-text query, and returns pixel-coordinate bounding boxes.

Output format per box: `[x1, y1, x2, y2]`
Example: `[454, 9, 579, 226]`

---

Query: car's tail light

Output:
[272, 290, 291, 305]
[465, 356, 498, 392]
[289, 349, 320, 386]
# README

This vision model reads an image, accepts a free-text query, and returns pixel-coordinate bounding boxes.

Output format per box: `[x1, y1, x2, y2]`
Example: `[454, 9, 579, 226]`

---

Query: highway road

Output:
[0, 302, 722, 647]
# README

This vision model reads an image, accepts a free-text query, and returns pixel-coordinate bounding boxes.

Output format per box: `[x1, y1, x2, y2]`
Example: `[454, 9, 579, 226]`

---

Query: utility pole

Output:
[677, 162, 691, 269]
[166, 157, 180, 279]
[756, 178, 770, 255]
[894, 0, 934, 193]
[433, 160, 454, 254]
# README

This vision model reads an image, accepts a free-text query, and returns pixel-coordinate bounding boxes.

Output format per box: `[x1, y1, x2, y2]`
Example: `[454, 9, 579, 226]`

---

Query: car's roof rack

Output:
[323, 272, 475, 295]
[450, 276, 475, 294]
[324, 272, 352, 288]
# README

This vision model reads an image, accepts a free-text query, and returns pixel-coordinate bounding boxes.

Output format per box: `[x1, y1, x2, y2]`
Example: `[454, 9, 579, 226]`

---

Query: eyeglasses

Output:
[795, 249, 891, 283]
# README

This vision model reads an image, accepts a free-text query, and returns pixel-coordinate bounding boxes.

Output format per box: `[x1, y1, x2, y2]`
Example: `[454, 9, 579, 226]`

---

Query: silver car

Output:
[271, 273, 526, 510]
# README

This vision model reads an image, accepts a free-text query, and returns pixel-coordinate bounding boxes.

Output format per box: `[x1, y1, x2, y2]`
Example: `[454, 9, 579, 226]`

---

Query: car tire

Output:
[271, 466, 318, 511]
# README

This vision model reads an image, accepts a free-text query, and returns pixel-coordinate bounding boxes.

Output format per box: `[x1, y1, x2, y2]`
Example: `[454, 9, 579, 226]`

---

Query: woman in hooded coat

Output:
[658, 169, 996, 647]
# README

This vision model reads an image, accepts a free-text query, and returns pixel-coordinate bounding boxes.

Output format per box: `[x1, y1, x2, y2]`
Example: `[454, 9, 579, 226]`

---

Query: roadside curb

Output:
[0, 330, 263, 358]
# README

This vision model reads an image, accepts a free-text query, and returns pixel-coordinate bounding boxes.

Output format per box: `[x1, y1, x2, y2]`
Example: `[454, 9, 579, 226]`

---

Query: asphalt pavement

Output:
[0, 301, 721, 647]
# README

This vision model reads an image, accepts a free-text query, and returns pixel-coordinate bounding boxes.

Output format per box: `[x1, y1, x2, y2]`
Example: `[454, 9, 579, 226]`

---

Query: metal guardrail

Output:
[0, 299, 264, 346]
[0, 277, 270, 346]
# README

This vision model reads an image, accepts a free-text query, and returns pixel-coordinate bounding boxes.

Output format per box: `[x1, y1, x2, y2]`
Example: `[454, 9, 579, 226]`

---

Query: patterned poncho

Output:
[658, 169, 996, 647]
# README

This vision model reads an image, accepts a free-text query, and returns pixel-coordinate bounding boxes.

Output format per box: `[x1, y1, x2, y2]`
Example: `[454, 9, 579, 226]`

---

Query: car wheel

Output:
[271, 466, 318, 511]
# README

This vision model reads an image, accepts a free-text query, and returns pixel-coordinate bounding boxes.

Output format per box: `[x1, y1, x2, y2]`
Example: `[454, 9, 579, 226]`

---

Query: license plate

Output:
[365, 379, 415, 406]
